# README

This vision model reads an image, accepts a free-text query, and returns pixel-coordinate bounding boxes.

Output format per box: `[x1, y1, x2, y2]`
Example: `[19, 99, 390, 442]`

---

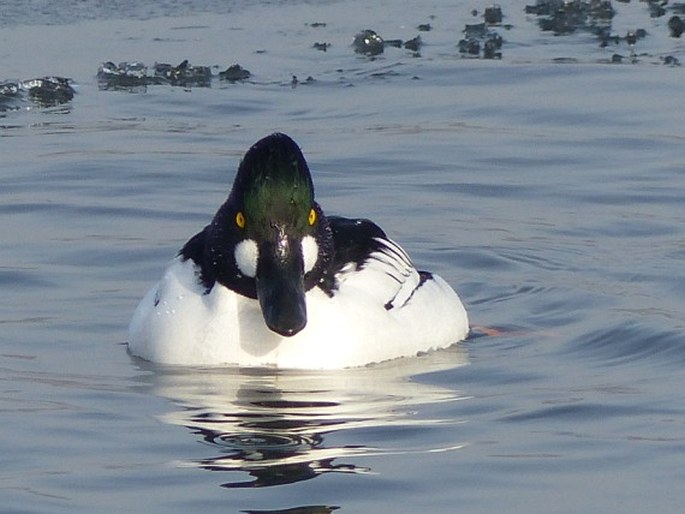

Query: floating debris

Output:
[154, 60, 212, 87]
[97, 61, 255, 89]
[313, 42, 331, 52]
[353, 28, 425, 57]
[291, 75, 316, 88]
[483, 33, 504, 59]
[647, 0, 667, 18]
[521, 0, 680, 61]
[404, 35, 423, 52]
[1, 76, 75, 110]
[668, 15, 684, 37]
[417, 23, 432, 31]
[97, 61, 148, 90]
[458, 12, 504, 59]
[353, 29, 384, 56]
[625, 30, 639, 46]
[0, 82, 20, 97]
[0, 81, 22, 111]
[24, 77, 75, 106]
[458, 38, 481, 55]
[219, 64, 251, 82]
[526, 0, 685, 60]
[484, 4, 503, 25]
[525, 0, 614, 36]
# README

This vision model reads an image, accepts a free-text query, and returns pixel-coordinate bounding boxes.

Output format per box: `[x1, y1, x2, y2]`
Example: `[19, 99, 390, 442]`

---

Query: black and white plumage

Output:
[128, 133, 468, 368]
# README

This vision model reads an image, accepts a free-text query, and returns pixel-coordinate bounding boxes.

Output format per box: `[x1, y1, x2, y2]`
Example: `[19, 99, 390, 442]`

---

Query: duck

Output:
[128, 133, 468, 369]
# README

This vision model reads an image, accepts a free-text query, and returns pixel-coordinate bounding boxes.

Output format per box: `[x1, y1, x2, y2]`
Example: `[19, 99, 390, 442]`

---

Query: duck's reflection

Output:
[142, 347, 470, 489]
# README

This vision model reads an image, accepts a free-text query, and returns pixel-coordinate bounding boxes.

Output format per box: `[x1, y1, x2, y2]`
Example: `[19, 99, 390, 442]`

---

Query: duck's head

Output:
[205, 133, 331, 337]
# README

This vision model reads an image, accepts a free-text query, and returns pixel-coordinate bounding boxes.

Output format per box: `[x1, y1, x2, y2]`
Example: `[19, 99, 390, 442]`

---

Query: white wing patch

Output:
[371, 237, 423, 310]
[336, 236, 425, 310]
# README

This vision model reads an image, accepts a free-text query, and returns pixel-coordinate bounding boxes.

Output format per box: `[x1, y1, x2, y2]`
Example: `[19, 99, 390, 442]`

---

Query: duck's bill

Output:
[256, 249, 307, 337]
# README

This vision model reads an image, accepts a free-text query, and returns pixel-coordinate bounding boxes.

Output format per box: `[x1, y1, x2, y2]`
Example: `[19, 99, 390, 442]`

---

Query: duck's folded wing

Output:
[327, 216, 427, 309]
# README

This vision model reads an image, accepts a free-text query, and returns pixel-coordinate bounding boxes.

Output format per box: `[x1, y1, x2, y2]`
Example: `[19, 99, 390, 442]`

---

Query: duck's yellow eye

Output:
[308, 208, 316, 226]
[235, 211, 246, 229]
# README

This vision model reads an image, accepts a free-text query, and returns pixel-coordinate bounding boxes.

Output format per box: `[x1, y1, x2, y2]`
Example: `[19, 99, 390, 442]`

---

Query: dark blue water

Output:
[2, 0, 684, 512]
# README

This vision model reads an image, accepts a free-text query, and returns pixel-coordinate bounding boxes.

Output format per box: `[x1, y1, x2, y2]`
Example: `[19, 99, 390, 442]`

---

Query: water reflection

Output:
[143, 348, 470, 489]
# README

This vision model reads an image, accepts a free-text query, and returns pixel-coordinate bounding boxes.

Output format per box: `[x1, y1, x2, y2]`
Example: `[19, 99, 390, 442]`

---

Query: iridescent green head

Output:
[230, 133, 316, 241]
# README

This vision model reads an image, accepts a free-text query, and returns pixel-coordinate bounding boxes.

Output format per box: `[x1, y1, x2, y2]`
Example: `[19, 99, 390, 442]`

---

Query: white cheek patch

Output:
[234, 239, 258, 278]
[302, 235, 319, 273]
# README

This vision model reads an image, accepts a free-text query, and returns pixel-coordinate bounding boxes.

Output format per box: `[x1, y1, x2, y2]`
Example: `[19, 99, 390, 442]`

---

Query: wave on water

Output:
[562, 320, 685, 368]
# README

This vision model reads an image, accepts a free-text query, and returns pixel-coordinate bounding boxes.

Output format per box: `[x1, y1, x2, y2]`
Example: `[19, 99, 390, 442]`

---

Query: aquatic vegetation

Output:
[4, 0, 684, 114]
[96, 60, 252, 90]
[0, 76, 74, 111]
[523, 0, 685, 63]
[458, 5, 507, 60]
[352, 29, 424, 57]
[352, 29, 385, 56]
[97, 61, 148, 90]
[525, 0, 615, 34]
[153, 60, 212, 87]
[219, 64, 252, 82]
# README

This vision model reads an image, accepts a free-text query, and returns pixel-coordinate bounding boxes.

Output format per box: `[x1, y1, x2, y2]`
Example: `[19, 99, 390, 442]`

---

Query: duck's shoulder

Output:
[179, 228, 206, 265]
[327, 215, 389, 270]
[178, 228, 212, 289]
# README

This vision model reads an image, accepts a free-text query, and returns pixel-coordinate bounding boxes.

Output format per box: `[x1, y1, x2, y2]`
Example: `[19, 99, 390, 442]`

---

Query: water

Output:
[2, 0, 684, 512]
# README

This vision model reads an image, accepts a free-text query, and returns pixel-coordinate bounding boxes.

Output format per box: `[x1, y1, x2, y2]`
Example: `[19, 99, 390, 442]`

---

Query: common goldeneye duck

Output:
[128, 133, 468, 368]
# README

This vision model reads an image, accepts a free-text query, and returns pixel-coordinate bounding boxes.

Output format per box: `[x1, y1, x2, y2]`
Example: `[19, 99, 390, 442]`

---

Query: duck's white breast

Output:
[128, 257, 468, 369]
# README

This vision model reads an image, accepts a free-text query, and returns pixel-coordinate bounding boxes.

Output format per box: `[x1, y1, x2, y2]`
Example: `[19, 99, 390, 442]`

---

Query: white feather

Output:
[234, 239, 258, 278]
[301, 235, 319, 273]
